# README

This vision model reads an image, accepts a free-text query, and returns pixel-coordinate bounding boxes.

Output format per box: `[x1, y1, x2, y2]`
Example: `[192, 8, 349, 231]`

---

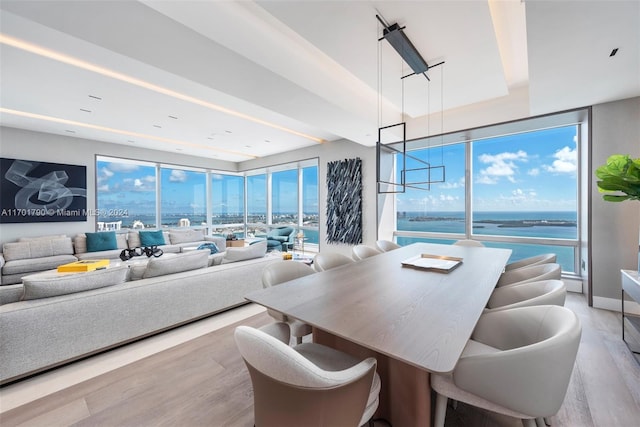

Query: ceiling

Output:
[1, 0, 638, 163]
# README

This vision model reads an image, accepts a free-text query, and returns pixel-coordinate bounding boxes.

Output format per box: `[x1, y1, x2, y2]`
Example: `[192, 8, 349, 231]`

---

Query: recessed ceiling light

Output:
[168, 115, 178, 119]
[225, 130, 232, 134]
[245, 145, 252, 148]
[65, 129, 76, 133]
[609, 48, 619, 57]
[80, 108, 91, 113]
[88, 95, 102, 100]
[207, 137, 214, 140]
[264, 139, 271, 143]
[127, 140, 135, 143]
[153, 124, 162, 128]
[0, 34, 324, 143]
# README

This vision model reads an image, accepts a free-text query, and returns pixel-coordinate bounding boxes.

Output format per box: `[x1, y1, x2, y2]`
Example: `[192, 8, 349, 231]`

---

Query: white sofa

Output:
[0, 241, 277, 384]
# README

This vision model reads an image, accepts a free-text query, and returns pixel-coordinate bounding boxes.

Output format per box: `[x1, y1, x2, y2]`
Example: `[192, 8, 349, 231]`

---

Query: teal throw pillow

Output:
[197, 242, 219, 254]
[139, 230, 166, 247]
[86, 231, 118, 252]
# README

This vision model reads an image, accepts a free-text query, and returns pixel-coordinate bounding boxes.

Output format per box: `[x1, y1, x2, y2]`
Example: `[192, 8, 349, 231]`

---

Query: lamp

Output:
[375, 14, 446, 194]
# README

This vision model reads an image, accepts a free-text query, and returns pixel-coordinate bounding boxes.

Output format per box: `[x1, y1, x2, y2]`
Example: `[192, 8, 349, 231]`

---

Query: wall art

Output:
[1, 158, 87, 223]
[326, 157, 362, 244]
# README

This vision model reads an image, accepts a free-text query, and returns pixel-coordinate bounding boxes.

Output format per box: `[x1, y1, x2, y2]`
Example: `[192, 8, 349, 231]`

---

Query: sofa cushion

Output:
[2, 254, 78, 276]
[0, 284, 24, 305]
[74, 233, 127, 254]
[3, 237, 74, 261]
[222, 240, 267, 264]
[18, 235, 67, 241]
[21, 265, 129, 300]
[86, 232, 118, 252]
[139, 230, 166, 246]
[168, 229, 205, 245]
[209, 252, 226, 266]
[142, 250, 209, 279]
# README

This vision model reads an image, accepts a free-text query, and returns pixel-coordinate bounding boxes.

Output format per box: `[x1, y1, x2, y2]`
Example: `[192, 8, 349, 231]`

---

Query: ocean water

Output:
[397, 211, 578, 271]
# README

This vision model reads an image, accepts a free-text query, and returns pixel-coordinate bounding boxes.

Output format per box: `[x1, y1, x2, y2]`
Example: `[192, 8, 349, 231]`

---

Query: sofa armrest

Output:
[0, 253, 5, 269]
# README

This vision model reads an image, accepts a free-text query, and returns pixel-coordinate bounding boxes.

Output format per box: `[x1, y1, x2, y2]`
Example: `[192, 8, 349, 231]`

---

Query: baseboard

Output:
[563, 277, 583, 293]
[593, 296, 640, 315]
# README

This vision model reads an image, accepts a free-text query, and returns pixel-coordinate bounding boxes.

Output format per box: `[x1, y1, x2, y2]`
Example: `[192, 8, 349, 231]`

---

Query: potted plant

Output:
[595, 154, 640, 271]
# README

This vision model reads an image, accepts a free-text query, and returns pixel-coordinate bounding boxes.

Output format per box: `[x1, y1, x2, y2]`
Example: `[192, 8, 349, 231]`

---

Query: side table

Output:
[227, 239, 245, 248]
[621, 269, 640, 364]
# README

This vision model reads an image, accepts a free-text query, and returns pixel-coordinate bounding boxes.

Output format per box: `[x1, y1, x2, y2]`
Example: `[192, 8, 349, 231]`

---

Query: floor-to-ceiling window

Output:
[96, 157, 157, 229]
[211, 172, 244, 237]
[302, 165, 319, 244]
[393, 111, 585, 274]
[246, 173, 267, 238]
[160, 166, 206, 228]
[271, 169, 298, 225]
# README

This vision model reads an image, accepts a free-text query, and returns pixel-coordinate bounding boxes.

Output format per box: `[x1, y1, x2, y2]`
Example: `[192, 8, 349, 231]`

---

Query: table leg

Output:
[313, 328, 431, 427]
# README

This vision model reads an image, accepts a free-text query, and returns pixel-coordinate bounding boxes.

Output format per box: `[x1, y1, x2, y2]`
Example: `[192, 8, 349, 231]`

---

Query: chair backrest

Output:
[486, 279, 566, 311]
[313, 252, 354, 272]
[456, 305, 581, 417]
[504, 253, 557, 271]
[352, 244, 381, 261]
[235, 325, 376, 427]
[375, 240, 401, 252]
[262, 261, 315, 288]
[453, 239, 485, 247]
[497, 263, 561, 287]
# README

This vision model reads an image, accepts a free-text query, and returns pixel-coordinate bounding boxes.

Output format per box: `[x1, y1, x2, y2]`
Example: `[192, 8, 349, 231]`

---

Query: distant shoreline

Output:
[407, 217, 576, 228]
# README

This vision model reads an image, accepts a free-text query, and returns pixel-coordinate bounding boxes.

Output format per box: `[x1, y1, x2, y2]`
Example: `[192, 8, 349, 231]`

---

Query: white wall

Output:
[0, 126, 236, 244]
[590, 96, 640, 304]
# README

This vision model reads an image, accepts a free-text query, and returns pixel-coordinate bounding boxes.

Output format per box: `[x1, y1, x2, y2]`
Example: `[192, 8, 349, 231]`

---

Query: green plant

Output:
[595, 154, 640, 202]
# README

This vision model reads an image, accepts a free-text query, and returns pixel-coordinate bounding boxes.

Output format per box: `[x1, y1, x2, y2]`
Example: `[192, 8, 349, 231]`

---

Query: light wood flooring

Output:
[1, 293, 639, 426]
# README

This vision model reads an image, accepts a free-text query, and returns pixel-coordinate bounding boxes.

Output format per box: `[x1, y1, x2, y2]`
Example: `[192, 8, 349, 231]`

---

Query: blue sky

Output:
[397, 125, 578, 212]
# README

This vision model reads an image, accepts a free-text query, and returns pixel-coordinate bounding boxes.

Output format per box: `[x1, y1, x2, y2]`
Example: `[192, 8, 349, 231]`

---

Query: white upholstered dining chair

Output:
[351, 244, 382, 261]
[375, 240, 401, 252]
[235, 324, 381, 427]
[431, 305, 581, 427]
[313, 252, 354, 272]
[485, 279, 566, 312]
[496, 263, 561, 288]
[504, 253, 557, 271]
[261, 261, 316, 344]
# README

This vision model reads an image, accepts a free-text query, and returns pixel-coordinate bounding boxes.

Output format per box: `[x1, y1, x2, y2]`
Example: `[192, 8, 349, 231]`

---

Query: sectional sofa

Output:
[0, 240, 279, 384]
[0, 229, 225, 285]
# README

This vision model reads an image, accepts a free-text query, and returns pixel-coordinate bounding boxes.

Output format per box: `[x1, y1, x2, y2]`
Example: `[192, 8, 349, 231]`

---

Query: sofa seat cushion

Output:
[22, 265, 129, 300]
[3, 237, 74, 261]
[0, 284, 25, 305]
[222, 240, 267, 264]
[142, 250, 209, 279]
[75, 249, 125, 261]
[2, 254, 78, 276]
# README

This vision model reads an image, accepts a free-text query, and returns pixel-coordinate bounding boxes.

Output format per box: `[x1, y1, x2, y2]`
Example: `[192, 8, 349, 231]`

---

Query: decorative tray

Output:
[401, 254, 463, 273]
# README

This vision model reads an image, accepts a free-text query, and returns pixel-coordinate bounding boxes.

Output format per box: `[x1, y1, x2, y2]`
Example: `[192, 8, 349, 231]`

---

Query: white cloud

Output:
[476, 150, 528, 184]
[543, 146, 577, 174]
[169, 169, 188, 182]
[108, 163, 139, 173]
[134, 179, 143, 188]
[528, 168, 540, 176]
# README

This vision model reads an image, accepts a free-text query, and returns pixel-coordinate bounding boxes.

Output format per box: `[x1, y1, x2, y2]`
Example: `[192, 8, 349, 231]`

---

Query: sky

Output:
[397, 125, 578, 212]
[97, 124, 577, 218]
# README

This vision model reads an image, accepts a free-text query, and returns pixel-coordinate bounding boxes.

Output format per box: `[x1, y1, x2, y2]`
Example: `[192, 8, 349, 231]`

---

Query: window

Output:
[211, 173, 244, 236]
[96, 157, 156, 229]
[271, 169, 298, 225]
[393, 112, 585, 274]
[160, 167, 206, 228]
[302, 165, 319, 244]
[396, 142, 466, 240]
[246, 174, 267, 237]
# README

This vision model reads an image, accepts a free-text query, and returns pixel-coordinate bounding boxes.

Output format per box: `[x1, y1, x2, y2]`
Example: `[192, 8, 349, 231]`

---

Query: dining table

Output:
[245, 242, 512, 426]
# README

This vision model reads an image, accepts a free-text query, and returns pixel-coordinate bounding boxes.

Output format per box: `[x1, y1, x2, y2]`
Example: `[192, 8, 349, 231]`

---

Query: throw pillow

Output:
[139, 230, 166, 246]
[197, 242, 219, 254]
[22, 265, 129, 300]
[222, 240, 267, 264]
[142, 250, 209, 279]
[86, 231, 118, 252]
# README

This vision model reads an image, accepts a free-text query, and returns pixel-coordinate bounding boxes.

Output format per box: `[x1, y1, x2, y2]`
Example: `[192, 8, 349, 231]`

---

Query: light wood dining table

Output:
[245, 242, 511, 426]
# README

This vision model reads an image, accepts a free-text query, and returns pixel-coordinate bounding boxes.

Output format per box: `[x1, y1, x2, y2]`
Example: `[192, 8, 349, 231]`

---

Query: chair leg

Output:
[434, 393, 448, 427]
[522, 419, 537, 427]
[535, 418, 546, 427]
[544, 417, 551, 426]
[295, 336, 303, 345]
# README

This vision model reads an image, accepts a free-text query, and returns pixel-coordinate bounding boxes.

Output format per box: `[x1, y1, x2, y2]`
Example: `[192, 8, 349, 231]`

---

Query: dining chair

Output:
[313, 252, 354, 272]
[352, 244, 382, 261]
[485, 279, 566, 312]
[431, 305, 581, 427]
[504, 253, 557, 271]
[261, 261, 316, 344]
[496, 263, 561, 288]
[235, 324, 381, 427]
[375, 240, 401, 252]
[452, 239, 485, 247]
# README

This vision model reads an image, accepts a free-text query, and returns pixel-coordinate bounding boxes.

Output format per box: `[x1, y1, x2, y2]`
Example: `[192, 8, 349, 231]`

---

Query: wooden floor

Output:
[1, 293, 639, 426]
